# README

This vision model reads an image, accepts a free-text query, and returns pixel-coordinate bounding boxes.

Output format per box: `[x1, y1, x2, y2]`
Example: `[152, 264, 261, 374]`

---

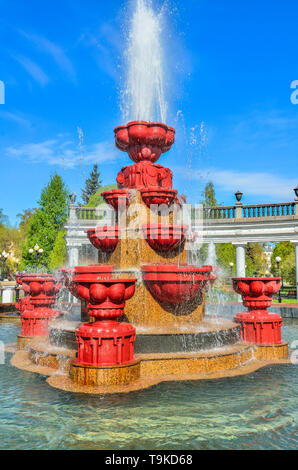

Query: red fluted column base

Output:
[75, 321, 136, 366]
[234, 312, 283, 345]
[21, 308, 61, 337]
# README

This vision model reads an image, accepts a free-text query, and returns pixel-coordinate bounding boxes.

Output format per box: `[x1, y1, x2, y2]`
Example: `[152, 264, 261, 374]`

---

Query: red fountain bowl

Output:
[114, 121, 175, 163]
[101, 188, 130, 210]
[86, 226, 122, 253]
[142, 224, 188, 252]
[141, 188, 178, 208]
[20, 274, 62, 307]
[141, 264, 213, 304]
[69, 266, 136, 320]
[232, 277, 281, 311]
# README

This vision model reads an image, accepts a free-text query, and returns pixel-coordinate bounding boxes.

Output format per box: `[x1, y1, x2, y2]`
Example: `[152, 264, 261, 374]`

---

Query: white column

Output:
[234, 243, 246, 277]
[291, 241, 298, 303]
[2, 285, 15, 304]
[68, 246, 79, 267]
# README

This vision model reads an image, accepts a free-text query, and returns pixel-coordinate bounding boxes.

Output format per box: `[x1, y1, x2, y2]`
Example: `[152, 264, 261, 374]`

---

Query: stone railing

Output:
[75, 207, 108, 220]
[203, 201, 297, 220]
[68, 199, 298, 223]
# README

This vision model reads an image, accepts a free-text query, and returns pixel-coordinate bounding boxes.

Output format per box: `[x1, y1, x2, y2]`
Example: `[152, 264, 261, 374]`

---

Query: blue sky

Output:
[0, 0, 298, 225]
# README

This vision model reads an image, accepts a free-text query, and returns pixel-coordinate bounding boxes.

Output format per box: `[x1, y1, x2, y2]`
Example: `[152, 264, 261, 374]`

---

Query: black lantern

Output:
[235, 191, 243, 202]
[294, 186, 298, 198]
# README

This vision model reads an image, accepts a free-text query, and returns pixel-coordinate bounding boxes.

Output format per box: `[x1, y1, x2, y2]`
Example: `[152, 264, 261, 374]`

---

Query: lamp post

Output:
[29, 245, 44, 271]
[275, 256, 282, 303]
[229, 262, 234, 276]
[294, 186, 298, 198]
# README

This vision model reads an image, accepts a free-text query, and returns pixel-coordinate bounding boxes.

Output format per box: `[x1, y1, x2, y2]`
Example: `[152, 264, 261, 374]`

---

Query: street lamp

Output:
[275, 256, 282, 303]
[294, 186, 298, 198]
[229, 262, 234, 276]
[28, 245, 44, 270]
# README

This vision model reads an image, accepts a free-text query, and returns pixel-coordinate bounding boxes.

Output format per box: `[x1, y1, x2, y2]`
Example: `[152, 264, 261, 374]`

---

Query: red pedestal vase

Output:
[141, 189, 178, 208]
[101, 189, 130, 211]
[232, 277, 283, 344]
[142, 224, 189, 252]
[68, 266, 137, 366]
[114, 121, 175, 163]
[86, 226, 122, 254]
[141, 264, 213, 305]
[19, 274, 62, 337]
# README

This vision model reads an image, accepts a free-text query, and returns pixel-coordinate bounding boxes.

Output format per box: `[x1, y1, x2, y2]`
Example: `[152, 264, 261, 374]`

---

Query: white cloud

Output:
[19, 31, 76, 83]
[14, 55, 49, 86]
[175, 166, 297, 200]
[0, 111, 31, 127]
[5, 137, 120, 169]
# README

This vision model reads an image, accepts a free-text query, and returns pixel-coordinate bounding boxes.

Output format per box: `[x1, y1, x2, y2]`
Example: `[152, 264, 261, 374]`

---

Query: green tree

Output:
[216, 243, 236, 273]
[21, 174, 69, 270]
[81, 164, 103, 204]
[17, 208, 37, 234]
[85, 184, 117, 207]
[49, 230, 67, 270]
[201, 181, 217, 207]
[271, 242, 295, 284]
[245, 243, 267, 276]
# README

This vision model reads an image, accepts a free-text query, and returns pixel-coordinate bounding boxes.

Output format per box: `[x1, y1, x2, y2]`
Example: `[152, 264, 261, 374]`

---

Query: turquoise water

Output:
[0, 320, 297, 450]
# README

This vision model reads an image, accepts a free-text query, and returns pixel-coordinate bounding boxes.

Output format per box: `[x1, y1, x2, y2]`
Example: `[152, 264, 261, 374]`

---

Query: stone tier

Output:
[49, 318, 240, 354]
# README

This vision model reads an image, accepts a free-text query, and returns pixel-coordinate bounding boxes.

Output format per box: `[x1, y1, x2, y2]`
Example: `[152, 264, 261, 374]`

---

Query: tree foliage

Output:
[21, 174, 69, 270]
[245, 243, 267, 276]
[49, 230, 67, 270]
[81, 164, 103, 204]
[271, 242, 295, 284]
[85, 184, 117, 207]
[201, 181, 217, 207]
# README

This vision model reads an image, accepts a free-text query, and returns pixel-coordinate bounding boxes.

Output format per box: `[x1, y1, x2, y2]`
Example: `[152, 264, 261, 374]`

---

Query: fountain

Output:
[9, 0, 290, 394]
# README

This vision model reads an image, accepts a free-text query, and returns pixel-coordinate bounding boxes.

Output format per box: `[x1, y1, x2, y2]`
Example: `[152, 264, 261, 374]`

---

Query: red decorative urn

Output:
[141, 264, 213, 304]
[101, 188, 130, 210]
[142, 224, 188, 252]
[68, 266, 137, 366]
[232, 277, 283, 344]
[114, 121, 175, 163]
[86, 226, 123, 254]
[19, 274, 62, 337]
[141, 188, 178, 208]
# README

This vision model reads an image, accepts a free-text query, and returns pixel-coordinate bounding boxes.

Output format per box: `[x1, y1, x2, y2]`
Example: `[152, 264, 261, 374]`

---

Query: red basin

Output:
[86, 226, 122, 253]
[141, 188, 178, 208]
[141, 264, 213, 304]
[101, 188, 130, 210]
[232, 277, 281, 313]
[69, 266, 135, 320]
[142, 224, 189, 252]
[20, 274, 62, 307]
[114, 121, 175, 163]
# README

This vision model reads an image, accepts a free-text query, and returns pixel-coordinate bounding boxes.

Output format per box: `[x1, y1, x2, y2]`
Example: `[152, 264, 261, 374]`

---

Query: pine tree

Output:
[21, 174, 69, 270]
[81, 164, 103, 204]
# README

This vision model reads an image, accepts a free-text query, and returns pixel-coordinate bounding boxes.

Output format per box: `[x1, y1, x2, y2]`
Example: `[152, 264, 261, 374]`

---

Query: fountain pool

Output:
[1, 319, 297, 450]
